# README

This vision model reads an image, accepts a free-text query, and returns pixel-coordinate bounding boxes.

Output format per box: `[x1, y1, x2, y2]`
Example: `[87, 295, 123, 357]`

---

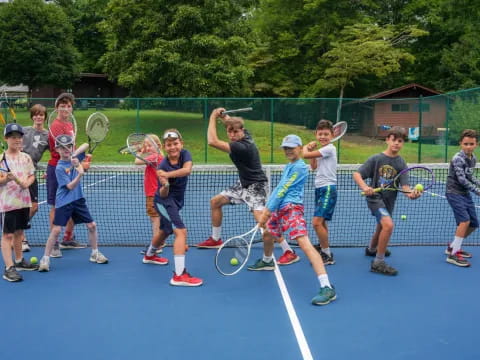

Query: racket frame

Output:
[126, 133, 161, 166]
[86, 112, 109, 154]
[330, 121, 348, 143]
[221, 107, 253, 115]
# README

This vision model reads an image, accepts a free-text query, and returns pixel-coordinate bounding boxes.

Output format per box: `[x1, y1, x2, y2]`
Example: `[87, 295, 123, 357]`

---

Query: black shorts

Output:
[29, 177, 39, 203]
[3, 208, 30, 234]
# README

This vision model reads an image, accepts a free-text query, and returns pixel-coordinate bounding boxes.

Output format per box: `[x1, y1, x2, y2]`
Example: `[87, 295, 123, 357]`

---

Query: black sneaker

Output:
[320, 251, 335, 265]
[15, 258, 39, 271]
[446, 252, 470, 267]
[370, 260, 398, 276]
[365, 247, 391, 257]
[3, 266, 23, 282]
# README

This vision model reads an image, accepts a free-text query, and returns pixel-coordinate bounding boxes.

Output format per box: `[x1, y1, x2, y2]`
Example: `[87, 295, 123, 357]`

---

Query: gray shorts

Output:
[220, 182, 268, 212]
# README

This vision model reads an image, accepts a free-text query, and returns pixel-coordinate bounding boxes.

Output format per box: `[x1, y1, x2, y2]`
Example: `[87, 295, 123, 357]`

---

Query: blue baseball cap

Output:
[4, 123, 24, 137]
[280, 134, 302, 148]
[55, 134, 74, 147]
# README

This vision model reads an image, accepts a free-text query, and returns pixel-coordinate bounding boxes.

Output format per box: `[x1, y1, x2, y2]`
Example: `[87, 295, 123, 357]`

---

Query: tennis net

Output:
[26, 164, 480, 247]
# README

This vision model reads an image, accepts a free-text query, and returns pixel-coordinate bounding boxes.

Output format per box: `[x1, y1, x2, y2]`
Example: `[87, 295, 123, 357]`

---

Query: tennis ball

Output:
[30, 256, 38, 265]
[414, 184, 424, 192]
[230, 257, 239, 266]
[401, 215, 407, 220]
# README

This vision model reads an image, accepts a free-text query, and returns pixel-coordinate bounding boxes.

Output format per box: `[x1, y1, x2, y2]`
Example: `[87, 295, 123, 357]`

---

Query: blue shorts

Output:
[313, 185, 337, 220]
[372, 207, 391, 223]
[46, 164, 58, 206]
[154, 198, 185, 236]
[53, 198, 94, 227]
[446, 193, 479, 228]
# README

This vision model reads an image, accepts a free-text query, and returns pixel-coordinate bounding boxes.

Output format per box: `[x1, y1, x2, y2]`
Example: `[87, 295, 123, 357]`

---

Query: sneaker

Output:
[143, 254, 169, 265]
[3, 266, 23, 282]
[50, 243, 62, 258]
[312, 286, 337, 306]
[445, 247, 472, 258]
[170, 269, 203, 286]
[320, 251, 335, 265]
[196, 237, 223, 249]
[370, 260, 398, 275]
[277, 250, 300, 265]
[247, 258, 275, 271]
[365, 247, 391, 257]
[90, 251, 109, 264]
[446, 252, 471, 267]
[140, 246, 164, 255]
[38, 256, 50, 272]
[60, 240, 87, 249]
[15, 258, 39, 271]
[22, 241, 31, 252]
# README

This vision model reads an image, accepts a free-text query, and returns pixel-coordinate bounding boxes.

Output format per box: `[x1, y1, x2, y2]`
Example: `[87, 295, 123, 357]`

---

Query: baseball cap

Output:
[280, 134, 302, 148]
[4, 123, 24, 137]
[55, 134, 74, 147]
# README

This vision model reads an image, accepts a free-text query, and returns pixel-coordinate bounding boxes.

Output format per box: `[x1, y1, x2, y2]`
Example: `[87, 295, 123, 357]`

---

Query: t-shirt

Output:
[446, 150, 480, 196]
[314, 143, 337, 188]
[266, 159, 308, 212]
[144, 153, 164, 196]
[229, 130, 268, 187]
[357, 153, 407, 213]
[22, 126, 49, 168]
[154, 149, 192, 209]
[48, 118, 75, 166]
[55, 160, 84, 208]
[0, 152, 34, 212]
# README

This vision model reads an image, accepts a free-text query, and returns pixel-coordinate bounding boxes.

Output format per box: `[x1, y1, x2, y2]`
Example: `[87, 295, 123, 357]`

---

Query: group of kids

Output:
[1, 96, 479, 306]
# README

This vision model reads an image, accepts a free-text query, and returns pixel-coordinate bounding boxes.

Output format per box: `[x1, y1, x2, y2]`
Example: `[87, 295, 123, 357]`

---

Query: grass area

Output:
[8, 108, 457, 164]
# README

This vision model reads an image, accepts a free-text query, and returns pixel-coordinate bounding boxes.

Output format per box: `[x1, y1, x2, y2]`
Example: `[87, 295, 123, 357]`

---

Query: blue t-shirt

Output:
[154, 149, 192, 209]
[266, 159, 308, 212]
[55, 160, 84, 208]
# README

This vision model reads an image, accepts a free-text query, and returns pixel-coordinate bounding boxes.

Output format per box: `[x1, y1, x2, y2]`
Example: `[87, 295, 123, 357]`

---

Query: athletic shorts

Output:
[3, 208, 30, 234]
[146, 196, 158, 218]
[154, 198, 185, 236]
[313, 185, 337, 220]
[446, 193, 479, 228]
[267, 204, 307, 240]
[220, 181, 268, 212]
[372, 207, 392, 223]
[29, 177, 39, 203]
[53, 198, 94, 227]
[46, 164, 58, 206]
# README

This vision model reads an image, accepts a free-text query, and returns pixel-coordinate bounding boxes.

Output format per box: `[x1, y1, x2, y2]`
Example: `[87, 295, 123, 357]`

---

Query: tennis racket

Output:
[118, 145, 129, 155]
[361, 166, 435, 195]
[85, 112, 109, 154]
[0, 91, 16, 123]
[47, 108, 78, 166]
[215, 225, 260, 276]
[331, 121, 348, 143]
[126, 133, 161, 166]
[0, 152, 10, 173]
[221, 107, 253, 115]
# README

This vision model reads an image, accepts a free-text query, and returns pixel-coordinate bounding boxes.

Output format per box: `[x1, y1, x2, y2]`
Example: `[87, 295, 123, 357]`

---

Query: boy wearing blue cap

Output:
[249, 134, 336, 305]
[1, 123, 37, 282]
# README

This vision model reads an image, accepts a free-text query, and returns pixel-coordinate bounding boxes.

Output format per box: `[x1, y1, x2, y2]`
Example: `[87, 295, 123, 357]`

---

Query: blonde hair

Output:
[162, 128, 183, 144]
[224, 117, 244, 130]
[144, 134, 163, 155]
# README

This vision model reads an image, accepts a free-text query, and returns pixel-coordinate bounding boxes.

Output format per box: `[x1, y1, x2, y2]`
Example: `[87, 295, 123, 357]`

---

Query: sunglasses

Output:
[163, 131, 181, 140]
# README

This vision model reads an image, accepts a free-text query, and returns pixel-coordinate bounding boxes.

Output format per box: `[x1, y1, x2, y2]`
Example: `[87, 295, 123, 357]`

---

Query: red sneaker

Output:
[196, 237, 223, 249]
[170, 270, 203, 286]
[143, 254, 169, 265]
[277, 250, 300, 265]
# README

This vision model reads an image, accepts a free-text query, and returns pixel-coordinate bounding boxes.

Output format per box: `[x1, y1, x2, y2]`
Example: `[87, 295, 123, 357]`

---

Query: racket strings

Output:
[405, 168, 435, 189]
[87, 114, 109, 142]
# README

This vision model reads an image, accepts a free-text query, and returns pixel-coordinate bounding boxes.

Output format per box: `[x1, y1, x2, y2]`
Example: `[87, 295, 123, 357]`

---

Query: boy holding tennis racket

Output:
[250, 134, 336, 305]
[154, 129, 202, 286]
[20, 104, 49, 252]
[444, 129, 480, 267]
[198, 108, 298, 264]
[303, 119, 337, 265]
[1, 123, 38, 282]
[38, 135, 108, 272]
[353, 127, 421, 275]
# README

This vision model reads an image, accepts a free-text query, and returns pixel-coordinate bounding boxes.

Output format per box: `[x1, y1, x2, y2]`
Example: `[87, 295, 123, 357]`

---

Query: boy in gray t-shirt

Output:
[353, 127, 421, 276]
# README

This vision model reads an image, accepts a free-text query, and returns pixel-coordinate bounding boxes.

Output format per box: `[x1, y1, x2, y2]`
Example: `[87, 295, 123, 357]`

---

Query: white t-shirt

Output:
[314, 143, 337, 188]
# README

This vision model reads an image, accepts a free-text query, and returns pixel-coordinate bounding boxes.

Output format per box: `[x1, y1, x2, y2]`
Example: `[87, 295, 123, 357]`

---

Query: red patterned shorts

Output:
[267, 204, 307, 240]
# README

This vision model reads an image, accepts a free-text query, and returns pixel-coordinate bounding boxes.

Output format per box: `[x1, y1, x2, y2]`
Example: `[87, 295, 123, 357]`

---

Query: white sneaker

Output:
[38, 256, 50, 272]
[50, 243, 62, 258]
[90, 250, 108, 264]
[22, 241, 31, 252]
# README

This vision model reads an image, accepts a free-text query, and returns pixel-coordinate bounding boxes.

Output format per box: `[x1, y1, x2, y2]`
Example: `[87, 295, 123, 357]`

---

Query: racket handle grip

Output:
[84, 154, 92, 163]
[360, 188, 381, 196]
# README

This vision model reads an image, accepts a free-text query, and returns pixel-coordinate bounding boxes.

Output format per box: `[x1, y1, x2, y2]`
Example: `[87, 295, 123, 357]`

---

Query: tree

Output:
[448, 94, 480, 143]
[0, 0, 79, 90]
[304, 23, 427, 122]
[100, 0, 256, 97]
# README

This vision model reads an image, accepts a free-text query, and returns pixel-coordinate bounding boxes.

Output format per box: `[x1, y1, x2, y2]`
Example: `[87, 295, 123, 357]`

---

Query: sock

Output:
[279, 239, 292, 253]
[450, 236, 464, 255]
[91, 248, 98, 256]
[174, 255, 185, 276]
[374, 253, 385, 263]
[321, 247, 331, 256]
[318, 274, 331, 288]
[147, 244, 158, 257]
[368, 245, 377, 252]
[262, 254, 273, 263]
[212, 226, 221, 241]
[15, 257, 23, 264]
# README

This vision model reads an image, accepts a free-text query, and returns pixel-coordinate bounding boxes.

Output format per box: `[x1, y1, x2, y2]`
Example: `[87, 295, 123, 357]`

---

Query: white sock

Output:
[263, 254, 273, 263]
[450, 236, 464, 254]
[321, 247, 331, 256]
[318, 274, 331, 288]
[174, 255, 185, 276]
[147, 244, 157, 256]
[212, 226, 221, 241]
[91, 248, 98, 256]
[279, 239, 292, 253]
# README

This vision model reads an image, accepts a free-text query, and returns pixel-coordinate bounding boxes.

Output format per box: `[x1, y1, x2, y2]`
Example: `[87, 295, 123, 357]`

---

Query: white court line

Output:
[273, 261, 313, 360]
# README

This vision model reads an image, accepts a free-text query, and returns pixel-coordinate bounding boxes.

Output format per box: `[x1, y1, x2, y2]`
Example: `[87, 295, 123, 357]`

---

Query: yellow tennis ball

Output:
[401, 215, 407, 220]
[414, 183, 424, 192]
[30, 256, 38, 265]
[230, 257, 239, 266]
